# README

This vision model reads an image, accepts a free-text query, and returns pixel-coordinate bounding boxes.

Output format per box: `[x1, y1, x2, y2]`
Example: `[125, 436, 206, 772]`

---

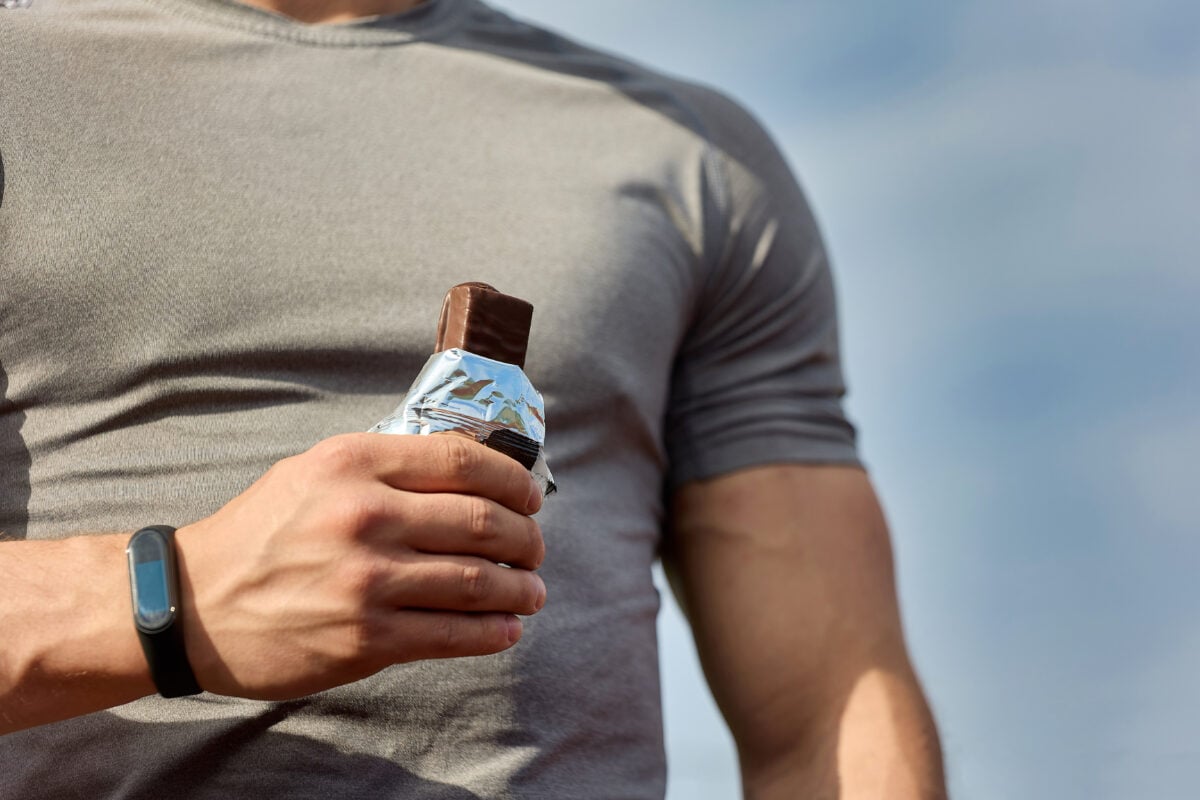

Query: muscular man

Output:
[0, 0, 945, 796]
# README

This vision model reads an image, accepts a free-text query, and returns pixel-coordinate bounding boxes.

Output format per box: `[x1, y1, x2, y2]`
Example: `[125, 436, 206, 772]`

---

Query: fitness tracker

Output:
[126, 525, 202, 697]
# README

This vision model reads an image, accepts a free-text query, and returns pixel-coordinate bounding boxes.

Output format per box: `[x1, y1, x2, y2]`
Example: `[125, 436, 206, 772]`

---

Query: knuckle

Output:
[438, 436, 481, 484]
[433, 615, 462, 656]
[313, 434, 367, 477]
[329, 562, 387, 660]
[332, 492, 386, 538]
[350, 609, 393, 666]
[349, 614, 378, 660]
[338, 554, 386, 600]
[465, 498, 497, 543]
[459, 563, 489, 604]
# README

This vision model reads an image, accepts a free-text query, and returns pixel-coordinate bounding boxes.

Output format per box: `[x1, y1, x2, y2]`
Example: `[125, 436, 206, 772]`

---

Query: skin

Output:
[665, 464, 947, 799]
[239, 0, 426, 23]
[0, 433, 545, 732]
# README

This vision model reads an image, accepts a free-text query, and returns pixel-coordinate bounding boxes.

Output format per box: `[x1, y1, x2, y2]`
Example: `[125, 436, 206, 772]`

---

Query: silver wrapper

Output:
[369, 348, 556, 496]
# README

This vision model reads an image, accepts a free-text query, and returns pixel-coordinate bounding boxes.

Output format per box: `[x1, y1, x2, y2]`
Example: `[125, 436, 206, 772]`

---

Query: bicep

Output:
[663, 463, 911, 770]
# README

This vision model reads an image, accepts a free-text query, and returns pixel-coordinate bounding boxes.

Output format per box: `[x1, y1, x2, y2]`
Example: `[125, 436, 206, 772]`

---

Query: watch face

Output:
[128, 530, 175, 632]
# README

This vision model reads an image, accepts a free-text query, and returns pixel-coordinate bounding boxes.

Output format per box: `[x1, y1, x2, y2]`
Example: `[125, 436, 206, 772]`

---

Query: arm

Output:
[0, 433, 545, 735]
[0, 533, 157, 731]
[663, 464, 945, 799]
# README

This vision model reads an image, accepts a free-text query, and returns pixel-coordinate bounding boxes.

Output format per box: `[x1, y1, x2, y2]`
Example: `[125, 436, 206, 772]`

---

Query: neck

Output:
[238, 0, 425, 23]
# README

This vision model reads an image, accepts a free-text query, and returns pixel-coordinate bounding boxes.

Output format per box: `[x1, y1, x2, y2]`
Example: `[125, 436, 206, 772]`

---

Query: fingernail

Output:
[535, 576, 547, 611]
[506, 614, 523, 644]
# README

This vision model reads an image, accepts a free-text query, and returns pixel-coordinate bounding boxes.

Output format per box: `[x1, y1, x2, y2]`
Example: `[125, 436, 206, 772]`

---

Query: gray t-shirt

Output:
[0, 0, 858, 796]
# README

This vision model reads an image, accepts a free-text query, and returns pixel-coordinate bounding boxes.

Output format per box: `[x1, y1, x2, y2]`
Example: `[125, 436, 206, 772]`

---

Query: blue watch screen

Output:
[129, 531, 174, 632]
[134, 560, 172, 630]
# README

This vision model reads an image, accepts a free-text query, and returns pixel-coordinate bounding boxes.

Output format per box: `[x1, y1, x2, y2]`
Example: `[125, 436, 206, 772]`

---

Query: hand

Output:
[173, 432, 546, 700]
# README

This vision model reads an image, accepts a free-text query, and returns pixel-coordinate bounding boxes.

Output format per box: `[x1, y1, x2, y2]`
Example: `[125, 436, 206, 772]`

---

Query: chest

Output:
[0, 44, 713, 427]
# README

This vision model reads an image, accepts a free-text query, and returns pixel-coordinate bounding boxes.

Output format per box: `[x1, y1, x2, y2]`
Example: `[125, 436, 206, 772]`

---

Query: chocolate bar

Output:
[435, 282, 533, 368]
[371, 282, 555, 494]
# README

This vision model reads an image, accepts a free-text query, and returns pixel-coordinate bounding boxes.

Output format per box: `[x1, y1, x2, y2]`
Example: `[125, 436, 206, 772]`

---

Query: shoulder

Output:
[454, 2, 783, 164]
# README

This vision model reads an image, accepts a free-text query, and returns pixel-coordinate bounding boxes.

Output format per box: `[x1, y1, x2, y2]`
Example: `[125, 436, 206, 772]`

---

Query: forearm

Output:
[741, 661, 944, 800]
[833, 662, 944, 799]
[0, 534, 155, 735]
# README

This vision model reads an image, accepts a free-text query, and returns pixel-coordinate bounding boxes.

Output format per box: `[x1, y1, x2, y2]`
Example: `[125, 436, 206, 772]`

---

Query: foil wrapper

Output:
[369, 348, 556, 496]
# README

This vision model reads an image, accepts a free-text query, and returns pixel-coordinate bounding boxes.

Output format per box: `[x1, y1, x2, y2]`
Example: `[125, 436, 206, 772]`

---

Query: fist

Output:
[173, 432, 546, 700]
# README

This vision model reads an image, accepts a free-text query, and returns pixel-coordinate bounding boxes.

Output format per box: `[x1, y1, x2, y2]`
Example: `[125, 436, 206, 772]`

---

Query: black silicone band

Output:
[128, 526, 202, 698]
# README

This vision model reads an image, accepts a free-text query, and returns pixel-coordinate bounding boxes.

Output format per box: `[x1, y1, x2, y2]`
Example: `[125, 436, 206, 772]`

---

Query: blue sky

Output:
[499, 2, 1200, 798]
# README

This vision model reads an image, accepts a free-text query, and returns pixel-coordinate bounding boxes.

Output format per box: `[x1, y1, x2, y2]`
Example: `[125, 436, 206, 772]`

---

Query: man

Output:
[0, 0, 946, 796]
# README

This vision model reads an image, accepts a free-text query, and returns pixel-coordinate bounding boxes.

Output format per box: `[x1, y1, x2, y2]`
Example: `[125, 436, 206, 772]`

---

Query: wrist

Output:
[170, 522, 219, 691]
[0, 534, 156, 731]
[52, 534, 156, 692]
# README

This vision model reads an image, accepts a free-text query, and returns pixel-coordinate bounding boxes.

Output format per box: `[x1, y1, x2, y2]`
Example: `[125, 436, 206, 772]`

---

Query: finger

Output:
[384, 610, 524, 662]
[350, 486, 544, 569]
[338, 433, 541, 515]
[372, 553, 546, 616]
[395, 493, 544, 570]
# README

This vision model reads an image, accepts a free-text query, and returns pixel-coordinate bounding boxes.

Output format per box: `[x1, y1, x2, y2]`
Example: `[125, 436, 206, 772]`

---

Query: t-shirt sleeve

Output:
[664, 88, 860, 488]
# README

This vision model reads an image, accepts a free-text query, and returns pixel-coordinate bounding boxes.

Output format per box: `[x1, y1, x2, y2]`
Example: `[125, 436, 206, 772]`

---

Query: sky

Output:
[497, 2, 1200, 798]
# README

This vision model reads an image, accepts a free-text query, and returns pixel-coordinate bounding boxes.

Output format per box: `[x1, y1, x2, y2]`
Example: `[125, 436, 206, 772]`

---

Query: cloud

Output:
[953, 1, 1200, 76]
[776, 57, 1200, 408]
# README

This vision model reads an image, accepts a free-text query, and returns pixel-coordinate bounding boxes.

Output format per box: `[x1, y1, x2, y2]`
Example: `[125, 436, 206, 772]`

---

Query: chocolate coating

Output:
[435, 282, 533, 368]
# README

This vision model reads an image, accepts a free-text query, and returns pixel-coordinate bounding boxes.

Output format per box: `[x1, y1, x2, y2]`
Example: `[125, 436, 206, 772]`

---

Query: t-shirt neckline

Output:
[147, 0, 472, 46]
